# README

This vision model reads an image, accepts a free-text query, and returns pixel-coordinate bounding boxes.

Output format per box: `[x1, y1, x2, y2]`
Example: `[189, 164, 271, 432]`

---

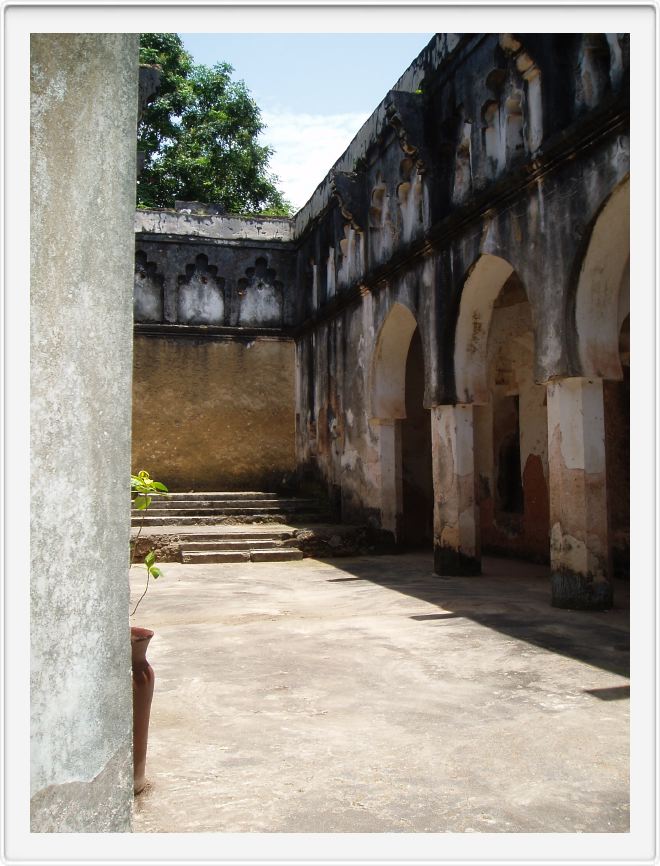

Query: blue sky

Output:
[179, 34, 434, 211]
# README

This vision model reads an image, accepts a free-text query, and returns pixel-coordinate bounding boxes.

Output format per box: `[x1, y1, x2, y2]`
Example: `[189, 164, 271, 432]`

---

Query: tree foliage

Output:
[138, 34, 291, 215]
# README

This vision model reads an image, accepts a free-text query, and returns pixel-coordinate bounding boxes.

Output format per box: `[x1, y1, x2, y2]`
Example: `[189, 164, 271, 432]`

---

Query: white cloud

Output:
[261, 109, 371, 213]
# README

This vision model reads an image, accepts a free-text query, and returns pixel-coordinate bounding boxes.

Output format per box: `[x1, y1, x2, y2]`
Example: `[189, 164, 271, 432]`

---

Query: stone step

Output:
[162, 491, 282, 501]
[144, 498, 318, 510]
[132, 512, 330, 527]
[135, 506, 286, 516]
[180, 548, 303, 564]
[182, 539, 281, 551]
[250, 548, 303, 562]
[181, 551, 251, 564]
[177, 530, 294, 542]
[132, 505, 326, 517]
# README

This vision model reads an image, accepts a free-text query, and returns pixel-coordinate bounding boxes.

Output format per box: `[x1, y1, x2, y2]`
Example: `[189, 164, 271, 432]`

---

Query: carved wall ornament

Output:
[384, 90, 431, 176]
[331, 171, 367, 232]
[177, 253, 226, 325]
[237, 256, 284, 327]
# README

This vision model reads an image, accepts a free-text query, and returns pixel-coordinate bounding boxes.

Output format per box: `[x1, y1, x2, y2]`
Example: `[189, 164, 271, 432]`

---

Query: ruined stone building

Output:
[133, 33, 629, 612]
[29, 32, 630, 834]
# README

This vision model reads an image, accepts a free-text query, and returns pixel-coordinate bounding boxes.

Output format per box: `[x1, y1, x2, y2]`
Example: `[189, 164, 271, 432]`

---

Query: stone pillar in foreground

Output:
[31, 34, 139, 832]
[546, 377, 612, 609]
[431, 404, 481, 575]
[378, 419, 403, 540]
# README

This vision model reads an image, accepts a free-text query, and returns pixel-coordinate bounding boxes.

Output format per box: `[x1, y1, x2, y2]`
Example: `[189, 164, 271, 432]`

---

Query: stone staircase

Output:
[131, 491, 331, 528]
[131, 491, 333, 564]
[177, 529, 303, 564]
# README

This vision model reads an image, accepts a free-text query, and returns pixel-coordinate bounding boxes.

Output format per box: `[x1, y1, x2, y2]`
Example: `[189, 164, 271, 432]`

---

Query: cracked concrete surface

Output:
[130, 554, 628, 833]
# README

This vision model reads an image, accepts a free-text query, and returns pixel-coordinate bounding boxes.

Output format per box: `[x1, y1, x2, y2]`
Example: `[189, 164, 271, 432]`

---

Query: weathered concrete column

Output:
[378, 419, 403, 540]
[31, 34, 139, 831]
[546, 377, 612, 609]
[431, 405, 480, 575]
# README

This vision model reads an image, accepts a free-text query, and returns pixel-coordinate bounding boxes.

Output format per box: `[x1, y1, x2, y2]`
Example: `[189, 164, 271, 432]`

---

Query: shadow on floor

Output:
[316, 552, 630, 678]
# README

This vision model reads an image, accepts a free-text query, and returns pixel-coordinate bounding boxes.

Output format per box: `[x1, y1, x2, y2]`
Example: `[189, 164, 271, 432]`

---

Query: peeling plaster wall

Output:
[294, 259, 437, 528]
[547, 377, 612, 608]
[132, 336, 296, 491]
[31, 34, 138, 832]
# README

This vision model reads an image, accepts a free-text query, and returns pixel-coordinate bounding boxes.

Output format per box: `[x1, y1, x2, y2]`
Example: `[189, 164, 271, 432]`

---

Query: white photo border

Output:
[3, 2, 656, 863]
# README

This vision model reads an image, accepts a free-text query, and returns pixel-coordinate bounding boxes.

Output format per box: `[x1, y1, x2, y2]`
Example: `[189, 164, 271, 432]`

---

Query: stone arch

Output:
[574, 176, 630, 380]
[477, 268, 550, 562]
[454, 254, 519, 404]
[370, 302, 419, 421]
[370, 301, 432, 544]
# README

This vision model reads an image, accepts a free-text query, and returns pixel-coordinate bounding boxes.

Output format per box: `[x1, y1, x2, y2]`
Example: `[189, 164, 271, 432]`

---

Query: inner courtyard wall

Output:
[132, 214, 297, 490]
[132, 334, 295, 491]
[131, 32, 629, 606]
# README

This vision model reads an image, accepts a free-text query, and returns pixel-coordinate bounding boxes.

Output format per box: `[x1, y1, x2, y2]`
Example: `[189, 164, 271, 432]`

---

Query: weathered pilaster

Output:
[546, 377, 612, 609]
[377, 419, 403, 540]
[431, 405, 481, 575]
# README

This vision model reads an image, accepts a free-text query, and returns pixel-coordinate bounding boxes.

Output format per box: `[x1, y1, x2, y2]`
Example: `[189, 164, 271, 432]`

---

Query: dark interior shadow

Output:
[316, 552, 630, 677]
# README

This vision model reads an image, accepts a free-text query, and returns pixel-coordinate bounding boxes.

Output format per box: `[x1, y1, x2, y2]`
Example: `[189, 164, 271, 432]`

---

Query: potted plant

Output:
[130, 469, 168, 794]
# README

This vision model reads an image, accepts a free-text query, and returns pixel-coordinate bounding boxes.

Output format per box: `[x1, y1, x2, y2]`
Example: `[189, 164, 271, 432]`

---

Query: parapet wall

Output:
[134, 211, 298, 331]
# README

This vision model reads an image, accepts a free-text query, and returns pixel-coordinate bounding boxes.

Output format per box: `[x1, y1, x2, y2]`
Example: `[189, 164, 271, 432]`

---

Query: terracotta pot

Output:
[131, 626, 155, 794]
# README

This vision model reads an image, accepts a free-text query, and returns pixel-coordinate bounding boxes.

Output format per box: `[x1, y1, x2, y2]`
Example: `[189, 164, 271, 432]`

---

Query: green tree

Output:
[138, 34, 291, 215]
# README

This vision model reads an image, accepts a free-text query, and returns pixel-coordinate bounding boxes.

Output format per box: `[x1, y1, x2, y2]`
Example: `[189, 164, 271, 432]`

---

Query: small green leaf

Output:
[145, 550, 156, 566]
[150, 567, 161, 579]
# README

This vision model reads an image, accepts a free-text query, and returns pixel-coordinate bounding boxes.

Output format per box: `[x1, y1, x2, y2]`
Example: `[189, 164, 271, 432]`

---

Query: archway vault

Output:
[574, 175, 630, 380]
[454, 254, 516, 404]
[370, 301, 419, 421]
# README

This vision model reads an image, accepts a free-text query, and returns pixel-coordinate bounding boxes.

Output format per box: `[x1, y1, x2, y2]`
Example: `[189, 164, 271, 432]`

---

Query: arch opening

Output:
[454, 254, 515, 404]
[371, 302, 418, 421]
[455, 260, 550, 565]
[371, 303, 432, 544]
[475, 270, 550, 562]
[574, 176, 630, 380]
[401, 328, 433, 547]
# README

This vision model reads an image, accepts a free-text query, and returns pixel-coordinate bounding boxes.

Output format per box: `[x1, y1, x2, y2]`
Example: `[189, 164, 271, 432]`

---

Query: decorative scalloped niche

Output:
[177, 254, 226, 325]
[237, 257, 283, 327]
[134, 250, 164, 323]
[397, 157, 424, 243]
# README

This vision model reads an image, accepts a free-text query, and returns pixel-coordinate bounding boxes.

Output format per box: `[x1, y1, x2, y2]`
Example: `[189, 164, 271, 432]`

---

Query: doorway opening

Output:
[401, 328, 433, 547]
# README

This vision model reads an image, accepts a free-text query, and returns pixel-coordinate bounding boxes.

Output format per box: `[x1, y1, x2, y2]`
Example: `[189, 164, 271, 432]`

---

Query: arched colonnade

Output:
[369, 177, 629, 610]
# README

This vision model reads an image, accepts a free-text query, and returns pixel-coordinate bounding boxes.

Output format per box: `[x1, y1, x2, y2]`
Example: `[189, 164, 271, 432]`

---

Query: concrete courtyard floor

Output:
[130, 553, 629, 833]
